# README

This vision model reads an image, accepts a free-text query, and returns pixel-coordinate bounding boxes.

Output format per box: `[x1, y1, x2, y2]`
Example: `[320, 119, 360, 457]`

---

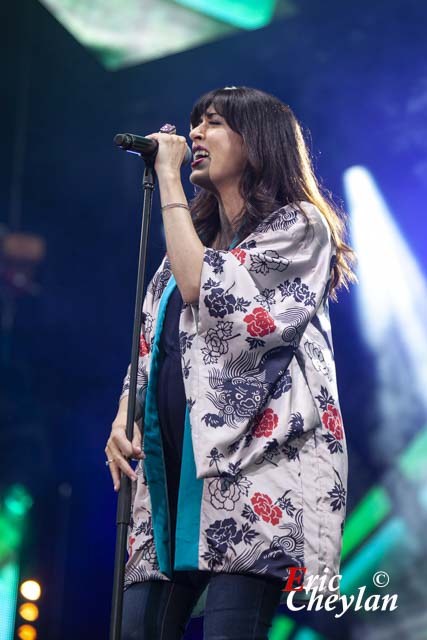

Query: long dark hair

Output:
[189, 86, 357, 301]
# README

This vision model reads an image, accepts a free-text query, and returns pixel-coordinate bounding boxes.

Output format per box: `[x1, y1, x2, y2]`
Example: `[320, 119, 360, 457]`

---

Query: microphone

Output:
[114, 133, 193, 165]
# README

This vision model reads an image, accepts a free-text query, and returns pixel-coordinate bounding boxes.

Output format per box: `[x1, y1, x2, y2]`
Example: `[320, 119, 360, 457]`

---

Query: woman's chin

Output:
[190, 171, 214, 191]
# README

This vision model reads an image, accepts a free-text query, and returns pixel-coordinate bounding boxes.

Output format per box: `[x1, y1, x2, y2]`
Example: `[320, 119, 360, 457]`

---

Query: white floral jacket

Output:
[120, 201, 348, 615]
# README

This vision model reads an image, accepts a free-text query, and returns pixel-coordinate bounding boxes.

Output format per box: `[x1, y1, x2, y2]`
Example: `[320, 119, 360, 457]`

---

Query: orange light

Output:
[20, 580, 41, 601]
[19, 602, 39, 622]
[17, 624, 37, 640]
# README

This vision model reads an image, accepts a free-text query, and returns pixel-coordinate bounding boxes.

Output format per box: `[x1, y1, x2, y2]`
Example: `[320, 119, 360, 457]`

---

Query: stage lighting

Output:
[173, 0, 278, 29]
[265, 165, 427, 640]
[19, 580, 41, 602]
[4, 485, 33, 518]
[38, 0, 293, 69]
[18, 603, 39, 622]
[0, 560, 20, 640]
[343, 165, 427, 412]
[16, 625, 37, 640]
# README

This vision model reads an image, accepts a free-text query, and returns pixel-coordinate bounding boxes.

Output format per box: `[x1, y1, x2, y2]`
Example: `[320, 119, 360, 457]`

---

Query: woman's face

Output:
[189, 106, 247, 193]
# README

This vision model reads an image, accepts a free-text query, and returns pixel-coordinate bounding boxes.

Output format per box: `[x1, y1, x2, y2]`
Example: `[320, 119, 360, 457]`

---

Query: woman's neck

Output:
[212, 189, 245, 249]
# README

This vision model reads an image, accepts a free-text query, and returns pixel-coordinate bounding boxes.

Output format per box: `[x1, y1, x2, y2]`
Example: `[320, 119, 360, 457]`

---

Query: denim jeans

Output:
[121, 570, 284, 640]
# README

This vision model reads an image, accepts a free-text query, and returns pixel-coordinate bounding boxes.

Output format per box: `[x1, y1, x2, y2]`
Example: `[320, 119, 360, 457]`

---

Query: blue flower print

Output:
[328, 470, 346, 511]
[149, 267, 172, 300]
[254, 288, 276, 311]
[288, 413, 304, 440]
[278, 277, 316, 308]
[203, 277, 221, 291]
[201, 320, 239, 364]
[205, 518, 243, 554]
[204, 287, 237, 318]
[179, 330, 196, 355]
[204, 250, 225, 274]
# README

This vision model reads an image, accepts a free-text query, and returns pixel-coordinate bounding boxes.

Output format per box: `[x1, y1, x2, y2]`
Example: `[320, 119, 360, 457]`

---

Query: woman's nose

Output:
[190, 124, 204, 141]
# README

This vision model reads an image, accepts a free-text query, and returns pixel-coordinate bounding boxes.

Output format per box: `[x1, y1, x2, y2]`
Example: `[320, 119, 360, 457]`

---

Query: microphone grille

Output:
[113, 133, 131, 149]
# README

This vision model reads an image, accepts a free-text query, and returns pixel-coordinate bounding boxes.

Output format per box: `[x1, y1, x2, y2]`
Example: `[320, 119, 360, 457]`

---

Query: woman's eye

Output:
[209, 121, 222, 125]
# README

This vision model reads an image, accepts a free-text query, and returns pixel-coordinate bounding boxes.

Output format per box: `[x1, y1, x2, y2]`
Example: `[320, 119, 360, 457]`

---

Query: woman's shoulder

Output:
[254, 201, 331, 245]
[278, 200, 327, 229]
[292, 200, 332, 246]
[295, 200, 328, 225]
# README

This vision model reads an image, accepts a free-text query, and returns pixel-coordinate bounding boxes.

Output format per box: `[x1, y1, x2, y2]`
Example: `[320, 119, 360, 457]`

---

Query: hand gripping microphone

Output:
[114, 133, 192, 165]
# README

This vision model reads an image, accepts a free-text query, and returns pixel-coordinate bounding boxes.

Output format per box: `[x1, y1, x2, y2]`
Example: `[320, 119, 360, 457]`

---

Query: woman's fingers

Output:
[111, 421, 144, 460]
[104, 443, 121, 489]
[106, 455, 121, 491]
[106, 444, 137, 487]
[131, 424, 144, 459]
[105, 428, 141, 491]
[145, 132, 187, 174]
[110, 424, 134, 457]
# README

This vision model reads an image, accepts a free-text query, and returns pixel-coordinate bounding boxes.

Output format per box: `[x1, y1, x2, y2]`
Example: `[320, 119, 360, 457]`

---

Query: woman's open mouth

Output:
[191, 157, 210, 168]
[191, 149, 210, 168]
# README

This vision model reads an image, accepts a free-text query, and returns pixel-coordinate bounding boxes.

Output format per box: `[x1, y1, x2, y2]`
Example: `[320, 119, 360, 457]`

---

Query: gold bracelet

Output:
[161, 202, 190, 212]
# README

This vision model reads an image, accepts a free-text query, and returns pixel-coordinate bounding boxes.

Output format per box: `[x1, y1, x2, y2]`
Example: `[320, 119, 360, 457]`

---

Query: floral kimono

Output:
[120, 200, 347, 614]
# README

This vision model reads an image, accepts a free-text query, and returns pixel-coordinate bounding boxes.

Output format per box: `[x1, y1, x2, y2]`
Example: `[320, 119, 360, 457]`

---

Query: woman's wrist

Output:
[156, 168, 182, 185]
[158, 175, 188, 212]
[117, 394, 129, 413]
[161, 202, 190, 212]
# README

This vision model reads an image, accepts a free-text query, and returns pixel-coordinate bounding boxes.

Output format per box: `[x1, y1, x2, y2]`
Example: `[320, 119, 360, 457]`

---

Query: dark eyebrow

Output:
[189, 111, 222, 129]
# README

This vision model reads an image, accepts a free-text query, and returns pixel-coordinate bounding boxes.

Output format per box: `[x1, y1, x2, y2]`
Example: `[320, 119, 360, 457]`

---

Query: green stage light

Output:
[39, 0, 238, 69]
[0, 485, 33, 560]
[4, 486, 33, 518]
[270, 423, 427, 637]
[39, 0, 293, 69]
[340, 425, 427, 567]
[173, 0, 278, 30]
[398, 423, 427, 481]
[0, 515, 21, 559]
[340, 517, 405, 595]
[268, 614, 295, 640]
[292, 627, 327, 640]
[341, 485, 391, 562]
[0, 559, 20, 640]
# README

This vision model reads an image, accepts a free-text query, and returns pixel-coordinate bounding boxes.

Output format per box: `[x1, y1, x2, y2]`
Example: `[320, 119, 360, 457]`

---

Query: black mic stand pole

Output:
[109, 154, 156, 640]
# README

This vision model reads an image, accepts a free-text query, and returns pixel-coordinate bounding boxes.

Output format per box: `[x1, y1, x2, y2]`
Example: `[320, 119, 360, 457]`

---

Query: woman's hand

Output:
[144, 129, 204, 303]
[145, 132, 188, 178]
[105, 396, 145, 492]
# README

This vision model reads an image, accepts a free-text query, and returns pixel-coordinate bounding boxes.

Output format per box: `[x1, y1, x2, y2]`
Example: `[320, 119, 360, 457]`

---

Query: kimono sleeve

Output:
[118, 258, 168, 421]
[119, 318, 151, 423]
[196, 203, 333, 346]
[189, 203, 334, 477]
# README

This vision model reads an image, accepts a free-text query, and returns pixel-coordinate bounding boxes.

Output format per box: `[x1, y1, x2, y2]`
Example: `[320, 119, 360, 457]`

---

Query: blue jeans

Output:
[121, 570, 284, 640]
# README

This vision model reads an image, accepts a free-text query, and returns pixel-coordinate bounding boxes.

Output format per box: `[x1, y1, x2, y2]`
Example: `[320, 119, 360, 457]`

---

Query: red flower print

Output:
[251, 492, 282, 525]
[230, 248, 247, 264]
[139, 334, 149, 357]
[129, 535, 136, 559]
[244, 307, 276, 337]
[322, 404, 344, 440]
[252, 408, 279, 438]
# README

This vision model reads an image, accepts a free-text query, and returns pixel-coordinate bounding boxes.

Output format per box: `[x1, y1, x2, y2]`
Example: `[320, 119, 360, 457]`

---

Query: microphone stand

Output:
[109, 155, 156, 640]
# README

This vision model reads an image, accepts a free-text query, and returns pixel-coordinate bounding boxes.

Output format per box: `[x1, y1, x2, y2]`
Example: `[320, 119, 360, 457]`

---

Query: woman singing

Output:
[105, 86, 357, 640]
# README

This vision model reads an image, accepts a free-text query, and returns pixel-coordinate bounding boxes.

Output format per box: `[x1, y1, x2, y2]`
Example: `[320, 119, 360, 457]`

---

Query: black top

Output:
[156, 285, 187, 564]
